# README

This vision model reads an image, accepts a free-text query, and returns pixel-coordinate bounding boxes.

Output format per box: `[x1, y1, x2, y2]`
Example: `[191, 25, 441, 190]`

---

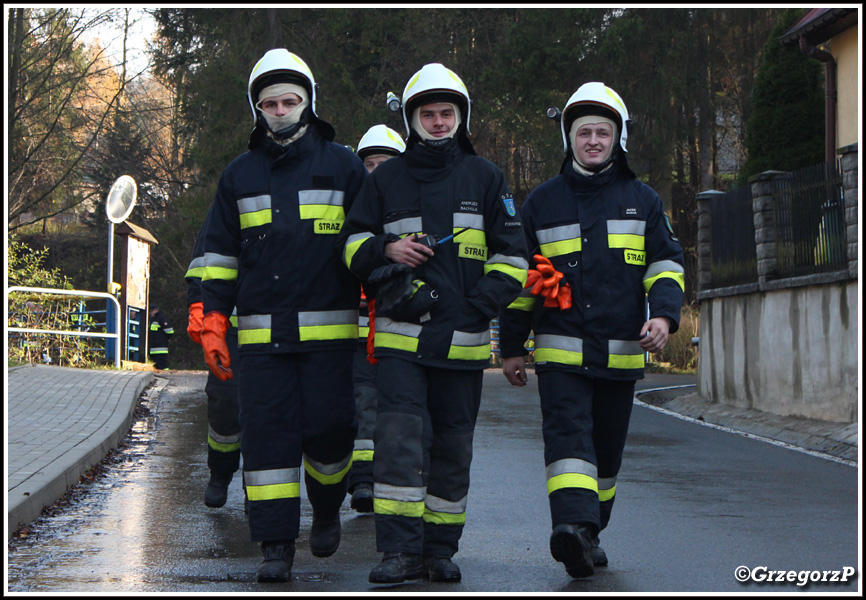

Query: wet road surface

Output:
[6, 371, 860, 593]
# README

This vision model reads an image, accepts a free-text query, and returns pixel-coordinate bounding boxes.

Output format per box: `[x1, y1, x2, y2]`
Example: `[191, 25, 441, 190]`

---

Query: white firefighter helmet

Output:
[401, 63, 471, 136]
[247, 48, 318, 124]
[356, 124, 406, 159]
[560, 82, 630, 153]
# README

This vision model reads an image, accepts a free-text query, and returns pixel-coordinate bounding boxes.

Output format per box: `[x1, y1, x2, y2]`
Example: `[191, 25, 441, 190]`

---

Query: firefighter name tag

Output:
[314, 220, 342, 234]
[459, 244, 488, 261]
[624, 249, 646, 265]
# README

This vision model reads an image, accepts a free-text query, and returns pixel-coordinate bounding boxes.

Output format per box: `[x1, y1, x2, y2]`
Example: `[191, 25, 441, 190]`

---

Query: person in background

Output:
[148, 303, 174, 370]
[185, 209, 242, 510]
[347, 124, 406, 515]
[198, 48, 367, 583]
[499, 82, 685, 579]
[338, 63, 528, 584]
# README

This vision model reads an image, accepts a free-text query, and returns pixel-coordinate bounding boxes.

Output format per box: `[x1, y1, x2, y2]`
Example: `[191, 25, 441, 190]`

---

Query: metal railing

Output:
[7, 287, 122, 368]
[709, 185, 758, 287]
[771, 160, 846, 278]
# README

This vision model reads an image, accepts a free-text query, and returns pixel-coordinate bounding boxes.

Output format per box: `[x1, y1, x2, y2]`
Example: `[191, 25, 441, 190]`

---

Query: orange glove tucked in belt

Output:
[202, 311, 233, 381]
[187, 302, 204, 346]
[525, 254, 573, 311]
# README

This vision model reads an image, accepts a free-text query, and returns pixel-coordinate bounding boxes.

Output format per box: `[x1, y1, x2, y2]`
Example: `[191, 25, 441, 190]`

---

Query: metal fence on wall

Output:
[771, 160, 846, 279]
[709, 185, 758, 288]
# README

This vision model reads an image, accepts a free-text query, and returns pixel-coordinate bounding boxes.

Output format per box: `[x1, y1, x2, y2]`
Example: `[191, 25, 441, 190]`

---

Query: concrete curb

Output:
[7, 367, 155, 539]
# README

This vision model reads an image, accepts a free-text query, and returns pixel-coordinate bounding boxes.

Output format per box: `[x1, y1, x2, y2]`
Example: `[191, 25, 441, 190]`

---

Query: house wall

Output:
[832, 27, 859, 149]
[697, 282, 858, 422]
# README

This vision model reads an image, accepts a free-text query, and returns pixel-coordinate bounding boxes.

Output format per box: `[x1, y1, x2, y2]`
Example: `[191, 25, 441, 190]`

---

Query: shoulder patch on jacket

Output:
[501, 194, 517, 217]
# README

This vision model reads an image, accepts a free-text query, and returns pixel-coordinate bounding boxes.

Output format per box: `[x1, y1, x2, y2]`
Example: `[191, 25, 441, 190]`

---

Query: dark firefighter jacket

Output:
[498, 161, 685, 380]
[338, 139, 529, 370]
[185, 206, 238, 329]
[148, 309, 174, 354]
[200, 126, 367, 355]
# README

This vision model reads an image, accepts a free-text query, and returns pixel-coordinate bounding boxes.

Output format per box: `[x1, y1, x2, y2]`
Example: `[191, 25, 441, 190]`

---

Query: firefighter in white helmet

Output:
[199, 48, 367, 583]
[499, 82, 685, 579]
[347, 124, 405, 515]
[338, 63, 529, 584]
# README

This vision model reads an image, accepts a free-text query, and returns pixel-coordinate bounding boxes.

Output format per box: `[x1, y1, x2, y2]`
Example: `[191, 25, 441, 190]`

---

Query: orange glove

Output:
[187, 302, 204, 346]
[201, 311, 233, 381]
[527, 254, 573, 311]
[366, 299, 379, 365]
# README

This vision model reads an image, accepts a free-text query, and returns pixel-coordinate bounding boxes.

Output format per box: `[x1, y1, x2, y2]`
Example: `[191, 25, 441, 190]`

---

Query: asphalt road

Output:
[6, 370, 860, 593]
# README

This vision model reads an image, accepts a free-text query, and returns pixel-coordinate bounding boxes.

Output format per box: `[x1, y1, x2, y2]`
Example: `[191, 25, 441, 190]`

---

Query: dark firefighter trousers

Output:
[538, 369, 635, 536]
[348, 343, 378, 493]
[239, 350, 357, 542]
[373, 356, 483, 558]
[205, 328, 241, 475]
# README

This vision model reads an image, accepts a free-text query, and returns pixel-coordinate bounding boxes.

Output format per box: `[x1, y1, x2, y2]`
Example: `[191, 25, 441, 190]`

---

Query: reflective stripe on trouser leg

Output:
[538, 369, 600, 531]
[348, 346, 377, 490]
[205, 329, 241, 474]
[591, 377, 634, 532]
[299, 349, 357, 520]
[423, 368, 482, 558]
[373, 358, 429, 554]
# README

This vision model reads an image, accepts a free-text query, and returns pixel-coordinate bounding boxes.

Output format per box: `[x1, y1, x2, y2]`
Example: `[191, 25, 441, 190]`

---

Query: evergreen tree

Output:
[739, 8, 824, 182]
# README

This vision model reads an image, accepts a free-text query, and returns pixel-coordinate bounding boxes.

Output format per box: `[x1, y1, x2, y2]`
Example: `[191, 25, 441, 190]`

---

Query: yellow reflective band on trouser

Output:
[202, 252, 239, 282]
[208, 425, 240, 453]
[447, 329, 491, 361]
[546, 458, 598, 495]
[150, 347, 168, 355]
[643, 260, 686, 293]
[238, 315, 271, 346]
[422, 494, 467, 525]
[598, 477, 617, 502]
[344, 232, 374, 271]
[303, 451, 352, 486]
[374, 318, 421, 353]
[353, 439, 373, 463]
[245, 467, 301, 501]
[484, 253, 529, 286]
[534, 334, 583, 366]
[373, 483, 426, 518]
[298, 310, 358, 342]
[608, 339, 645, 370]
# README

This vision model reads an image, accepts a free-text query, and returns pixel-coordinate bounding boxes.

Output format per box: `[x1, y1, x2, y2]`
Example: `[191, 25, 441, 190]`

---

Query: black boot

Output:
[425, 556, 462, 582]
[204, 471, 233, 508]
[350, 483, 374, 513]
[369, 552, 426, 584]
[257, 540, 295, 583]
[550, 523, 594, 579]
[310, 511, 341, 558]
[590, 535, 608, 566]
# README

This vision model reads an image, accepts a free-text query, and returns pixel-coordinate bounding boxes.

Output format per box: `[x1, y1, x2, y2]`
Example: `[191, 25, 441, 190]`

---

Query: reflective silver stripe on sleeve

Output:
[486, 253, 529, 270]
[203, 252, 239, 270]
[644, 260, 685, 279]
